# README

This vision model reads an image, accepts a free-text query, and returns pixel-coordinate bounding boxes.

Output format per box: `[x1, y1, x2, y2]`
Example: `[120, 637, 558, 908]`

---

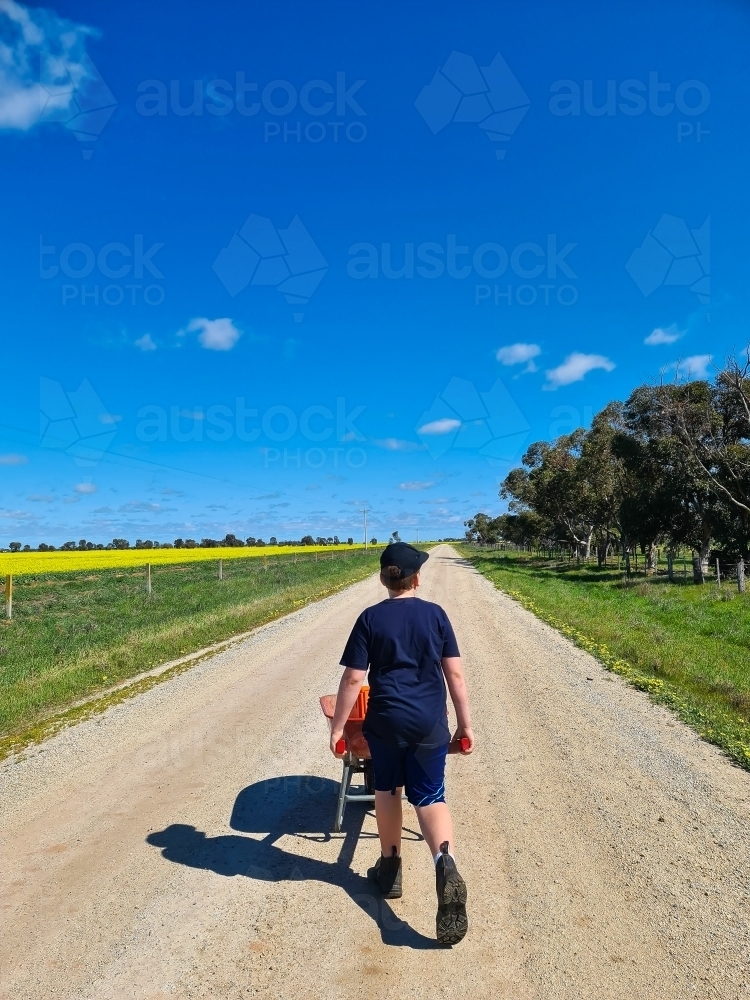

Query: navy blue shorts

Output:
[366, 731, 448, 807]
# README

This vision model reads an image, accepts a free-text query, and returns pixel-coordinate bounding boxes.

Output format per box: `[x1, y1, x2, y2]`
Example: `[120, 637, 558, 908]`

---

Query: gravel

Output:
[1, 545, 748, 999]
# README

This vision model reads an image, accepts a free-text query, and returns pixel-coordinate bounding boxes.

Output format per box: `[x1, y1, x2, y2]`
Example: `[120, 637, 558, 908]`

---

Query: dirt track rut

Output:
[1, 545, 748, 999]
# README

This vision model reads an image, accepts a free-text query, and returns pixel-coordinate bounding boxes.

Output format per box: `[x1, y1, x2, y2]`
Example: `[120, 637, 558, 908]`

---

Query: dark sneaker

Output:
[367, 847, 403, 898]
[435, 841, 468, 945]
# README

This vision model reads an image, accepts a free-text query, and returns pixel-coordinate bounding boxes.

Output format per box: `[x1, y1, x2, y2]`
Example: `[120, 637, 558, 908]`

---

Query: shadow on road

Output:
[147, 774, 436, 949]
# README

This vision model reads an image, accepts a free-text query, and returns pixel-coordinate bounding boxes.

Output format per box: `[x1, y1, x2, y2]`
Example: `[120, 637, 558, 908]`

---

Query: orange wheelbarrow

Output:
[320, 686, 471, 832]
[320, 686, 374, 833]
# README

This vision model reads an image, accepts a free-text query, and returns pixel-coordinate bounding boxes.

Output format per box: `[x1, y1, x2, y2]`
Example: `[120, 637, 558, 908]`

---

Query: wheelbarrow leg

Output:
[334, 758, 351, 833]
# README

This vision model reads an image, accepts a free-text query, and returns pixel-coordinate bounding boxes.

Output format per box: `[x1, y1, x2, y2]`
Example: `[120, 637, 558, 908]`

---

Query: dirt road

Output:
[1, 546, 748, 999]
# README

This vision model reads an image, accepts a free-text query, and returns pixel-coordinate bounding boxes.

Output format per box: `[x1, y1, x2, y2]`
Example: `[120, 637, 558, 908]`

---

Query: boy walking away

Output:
[330, 542, 474, 945]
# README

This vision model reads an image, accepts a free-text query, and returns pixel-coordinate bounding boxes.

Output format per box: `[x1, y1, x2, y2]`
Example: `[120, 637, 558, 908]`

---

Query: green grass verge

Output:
[0, 549, 383, 753]
[459, 546, 750, 771]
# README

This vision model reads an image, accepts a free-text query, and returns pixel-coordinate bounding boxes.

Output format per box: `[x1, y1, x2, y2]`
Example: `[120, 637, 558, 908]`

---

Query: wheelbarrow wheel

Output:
[364, 759, 375, 795]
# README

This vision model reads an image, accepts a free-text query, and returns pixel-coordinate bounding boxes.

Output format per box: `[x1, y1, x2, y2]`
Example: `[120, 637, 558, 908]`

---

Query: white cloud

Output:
[496, 342, 541, 372]
[544, 352, 615, 390]
[417, 418, 461, 435]
[670, 354, 712, 379]
[645, 325, 683, 346]
[0, 452, 27, 465]
[373, 437, 420, 451]
[75, 482, 97, 494]
[187, 317, 241, 351]
[118, 500, 171, 513]
[0, 0, 94, 130]
[28, 493, 54, 502]
[399, 481, 436, 491]
[135, 333, 157, 351]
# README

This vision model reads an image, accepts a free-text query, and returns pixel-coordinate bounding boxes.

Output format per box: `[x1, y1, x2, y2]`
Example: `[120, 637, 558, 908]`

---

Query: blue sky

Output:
[0, 0, 748, 545]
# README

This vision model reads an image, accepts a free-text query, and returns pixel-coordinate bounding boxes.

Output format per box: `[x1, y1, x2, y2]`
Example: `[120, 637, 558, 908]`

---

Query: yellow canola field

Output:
[0, 544, 372, 577]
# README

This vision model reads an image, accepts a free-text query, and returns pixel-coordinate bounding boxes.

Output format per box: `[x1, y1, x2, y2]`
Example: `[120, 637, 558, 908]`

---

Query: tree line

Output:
[6, 533, 357, 553]
[465, 351, 750, 583]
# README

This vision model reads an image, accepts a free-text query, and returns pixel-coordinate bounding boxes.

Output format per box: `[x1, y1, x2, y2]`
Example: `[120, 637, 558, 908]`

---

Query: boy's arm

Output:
[330, 667, 366, 756]
[441, 656, 475, 753]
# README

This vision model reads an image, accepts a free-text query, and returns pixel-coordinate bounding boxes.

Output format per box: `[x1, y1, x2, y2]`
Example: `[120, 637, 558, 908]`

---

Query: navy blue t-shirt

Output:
[339, 597, 460, 748]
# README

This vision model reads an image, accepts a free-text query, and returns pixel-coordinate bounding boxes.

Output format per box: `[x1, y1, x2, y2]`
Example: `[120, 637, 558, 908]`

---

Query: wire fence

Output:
[1, 545, 386, 621]
[468, 542, 748, 593]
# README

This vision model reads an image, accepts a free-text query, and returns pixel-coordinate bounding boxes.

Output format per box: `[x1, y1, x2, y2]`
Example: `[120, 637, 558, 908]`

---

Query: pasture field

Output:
[0, 543, 366, 577]
[0, 547, 384, 749]
[461, 546, 750, 770]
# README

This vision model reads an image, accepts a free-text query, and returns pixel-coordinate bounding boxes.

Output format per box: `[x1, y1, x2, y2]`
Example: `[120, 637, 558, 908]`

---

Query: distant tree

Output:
[370, 537, 377, 545]
[245, 536, 256, 546]
[38, 543, 50, 551]
[112, 538, 129, 549]
[22, 544, 31, 552]
[327, 536, 334, 545]
[174, 538, 184, 548]
[78, 539, 87, 550]
[255, 538, 265, 546]
[333, 535, 340, 544]
[347, 537, 354, 545]
[223, 533, 244, 547]
[185, 539, 197, 548]
[200, 538, 218, 547]
[464, 513, 503, 545]
[161, 542, 173, 548]
[269, 536, 278, 546]
[390, 531, 400, 543]
[301, 535, 314, 546]
[61, 541, 76, 551]
[9, 542, 21, 552]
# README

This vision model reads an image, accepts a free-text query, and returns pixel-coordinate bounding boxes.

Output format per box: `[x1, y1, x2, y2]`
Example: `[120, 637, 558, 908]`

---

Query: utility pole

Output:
[361, 508, 368, 550]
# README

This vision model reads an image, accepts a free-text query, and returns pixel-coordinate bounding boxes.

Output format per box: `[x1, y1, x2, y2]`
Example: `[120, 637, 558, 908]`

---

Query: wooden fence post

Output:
[716, 558, 721, 586]
[218, 558, 223, 581]
[667, 553, 673, 581]
[738, 558, 746, 594]
[146, 563, 152, 595]
[5, 573, 12, 619]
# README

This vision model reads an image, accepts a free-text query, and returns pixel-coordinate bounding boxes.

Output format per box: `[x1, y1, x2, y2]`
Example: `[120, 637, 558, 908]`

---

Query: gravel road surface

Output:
[1, 545, 748, 999]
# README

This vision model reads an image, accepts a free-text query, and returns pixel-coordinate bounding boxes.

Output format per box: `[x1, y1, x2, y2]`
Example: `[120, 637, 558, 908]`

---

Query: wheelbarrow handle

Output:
[448, 736, 472, 754]
[335, 737, 347, 755]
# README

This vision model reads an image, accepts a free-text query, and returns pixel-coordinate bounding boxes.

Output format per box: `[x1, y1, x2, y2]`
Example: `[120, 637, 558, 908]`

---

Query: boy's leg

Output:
[414, 801, 455, 858]
[375, 789, 403, 856]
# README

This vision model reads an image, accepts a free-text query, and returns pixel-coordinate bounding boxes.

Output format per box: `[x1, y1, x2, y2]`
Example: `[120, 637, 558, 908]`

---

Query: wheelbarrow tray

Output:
[320, 692, 374, 832]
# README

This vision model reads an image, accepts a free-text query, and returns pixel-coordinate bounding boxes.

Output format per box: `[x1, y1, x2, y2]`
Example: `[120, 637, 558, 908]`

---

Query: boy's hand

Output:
[453, 726, 475, 754]
[330, 729, 345, 757]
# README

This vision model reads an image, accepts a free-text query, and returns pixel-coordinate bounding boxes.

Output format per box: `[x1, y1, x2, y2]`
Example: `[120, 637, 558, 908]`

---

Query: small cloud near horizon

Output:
[417, 418, 461, 435]
[496, 342, 541, 373]
[373, 438, 421, 452]
[399, 481, 436, 491]
[135, 333, 157, 351]
[0, 453, 28, 465]
[544, 352, 615, 390]
[186, 317, 242, 351]
[75, 482, 97, 495]
[645, 325, 683, 346]
[669, 354, 712, 380]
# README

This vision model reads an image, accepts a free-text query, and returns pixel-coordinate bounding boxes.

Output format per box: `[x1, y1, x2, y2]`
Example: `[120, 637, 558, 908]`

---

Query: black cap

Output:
[380, 542, 429, 578]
